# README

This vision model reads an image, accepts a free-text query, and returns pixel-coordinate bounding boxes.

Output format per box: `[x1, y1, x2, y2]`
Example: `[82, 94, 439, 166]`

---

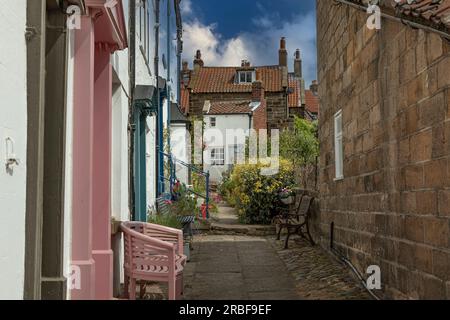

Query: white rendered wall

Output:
[203, 115, 250, 183]
[111, 7, 130, 294]
[63, 28, 76, 299]
[0, 0, 27, 300]
[171, 124, 189, 185]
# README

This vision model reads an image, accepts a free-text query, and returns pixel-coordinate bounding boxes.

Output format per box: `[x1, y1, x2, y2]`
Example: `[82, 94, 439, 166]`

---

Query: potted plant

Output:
[278, 187, 294, 205]
[170, 182, 198, 260]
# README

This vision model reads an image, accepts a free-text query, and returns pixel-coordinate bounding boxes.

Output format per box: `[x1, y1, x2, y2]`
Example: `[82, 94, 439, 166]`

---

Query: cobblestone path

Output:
[144, 205, 372, 300]
[268, 237, 372, 300]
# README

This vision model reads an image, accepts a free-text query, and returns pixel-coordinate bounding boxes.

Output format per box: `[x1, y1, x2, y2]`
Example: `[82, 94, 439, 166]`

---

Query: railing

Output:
[159, 152, 210, 219]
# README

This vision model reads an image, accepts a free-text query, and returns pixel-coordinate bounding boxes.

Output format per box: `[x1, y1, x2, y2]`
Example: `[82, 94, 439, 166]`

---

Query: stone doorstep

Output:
[210, 222, 276, 236]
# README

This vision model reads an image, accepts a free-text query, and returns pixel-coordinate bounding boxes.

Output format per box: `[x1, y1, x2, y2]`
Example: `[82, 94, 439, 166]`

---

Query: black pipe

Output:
[129, 0, 136, 220]
[154, 0, 161, 196]
[330, 222, 334, 250]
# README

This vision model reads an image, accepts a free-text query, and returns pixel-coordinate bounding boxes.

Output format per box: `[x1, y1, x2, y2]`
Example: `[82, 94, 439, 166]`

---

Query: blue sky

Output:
[181, 0, 317, 84]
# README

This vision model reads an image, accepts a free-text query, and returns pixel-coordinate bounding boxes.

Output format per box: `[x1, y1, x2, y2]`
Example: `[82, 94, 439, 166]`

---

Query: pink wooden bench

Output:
[121, 221, 187, 300]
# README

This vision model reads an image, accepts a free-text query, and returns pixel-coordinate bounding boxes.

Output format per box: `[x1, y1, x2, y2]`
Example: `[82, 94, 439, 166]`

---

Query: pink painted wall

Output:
[71, 15, 96, 300]
[71, 1, 128, 300]
[92, 45, 113, 300]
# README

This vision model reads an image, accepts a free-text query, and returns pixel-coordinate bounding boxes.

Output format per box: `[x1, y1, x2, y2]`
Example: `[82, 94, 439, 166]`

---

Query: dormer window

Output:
[237, 71, 255, 84]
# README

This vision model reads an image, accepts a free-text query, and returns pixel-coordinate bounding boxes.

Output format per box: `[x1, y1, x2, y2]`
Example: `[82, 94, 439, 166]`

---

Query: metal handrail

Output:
[159, 152, 210, 219]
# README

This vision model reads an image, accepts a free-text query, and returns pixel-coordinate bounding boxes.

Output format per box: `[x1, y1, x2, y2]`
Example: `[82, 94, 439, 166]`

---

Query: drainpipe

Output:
[155, 0, 161, 196]
[129, 0, 136, 220]
[166, 0, 171, 153]
[174, 0, 182, 111]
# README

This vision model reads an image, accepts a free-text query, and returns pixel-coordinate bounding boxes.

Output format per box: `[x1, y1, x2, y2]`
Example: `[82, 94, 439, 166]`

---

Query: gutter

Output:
[174, 0, 183, 106]
[155, 0, 161, 195]
[334, 0, 450, 40]
[128, 0, 136, 220]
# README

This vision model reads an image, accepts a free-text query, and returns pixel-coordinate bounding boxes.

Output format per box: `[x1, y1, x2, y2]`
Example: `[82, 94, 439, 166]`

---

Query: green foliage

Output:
[171, 183, 199, 217]
[223, 159, 295, 225]
[280, 117, 319, 168]
[148, 213, 182, 229]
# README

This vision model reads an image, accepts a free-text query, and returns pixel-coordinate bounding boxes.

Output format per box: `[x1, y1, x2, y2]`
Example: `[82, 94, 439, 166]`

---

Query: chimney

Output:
[294, 49, 302, 78]
[181, 60, 190, 86]
[241, 60, 251, 68]
[310, 80, 318, 95]
[252, 80, 265, 102]
[193, 49, 204, 72]
[279, 37, 288, 67]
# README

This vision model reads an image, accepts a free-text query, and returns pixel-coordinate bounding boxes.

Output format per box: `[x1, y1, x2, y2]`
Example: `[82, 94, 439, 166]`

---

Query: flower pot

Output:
[280, 196, 294, 205]
[184, 242, 191, 262]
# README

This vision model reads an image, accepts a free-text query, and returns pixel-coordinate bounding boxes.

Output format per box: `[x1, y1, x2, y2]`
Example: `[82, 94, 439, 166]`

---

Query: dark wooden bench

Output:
[273, 194, 315, 249]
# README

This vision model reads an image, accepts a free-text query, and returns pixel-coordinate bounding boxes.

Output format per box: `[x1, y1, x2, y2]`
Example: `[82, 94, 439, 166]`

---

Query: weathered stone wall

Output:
[266, 92, 289, 130]
[317, 0, 450, 299]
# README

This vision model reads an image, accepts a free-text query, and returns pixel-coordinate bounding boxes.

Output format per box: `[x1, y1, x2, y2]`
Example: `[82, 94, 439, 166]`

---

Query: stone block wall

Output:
[317, 0, 450, 299]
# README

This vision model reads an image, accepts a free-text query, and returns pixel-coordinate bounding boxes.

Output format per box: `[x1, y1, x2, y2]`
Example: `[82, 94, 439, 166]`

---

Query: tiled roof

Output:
[180, 87, 190, 113]
[394, 0, 450, 32]
[288, 76, 302, 108]
[206, 100, 252, 115]
[350, 0, 450, 34]
[305, 90, 319, 114]
[188, 66, 284, 94]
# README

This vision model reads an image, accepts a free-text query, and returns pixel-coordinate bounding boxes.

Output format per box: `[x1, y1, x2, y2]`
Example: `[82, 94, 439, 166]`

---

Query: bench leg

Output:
[130, 278, 136, 300]
[123, 274, 129, 299]
[139, 282, 146, 299]
[176, 276, 184, 299]
[305, 220, 315, 246]
[284, 229, 292, 249]
[168, 278, 176, 300]
[276, 224, 283, 240]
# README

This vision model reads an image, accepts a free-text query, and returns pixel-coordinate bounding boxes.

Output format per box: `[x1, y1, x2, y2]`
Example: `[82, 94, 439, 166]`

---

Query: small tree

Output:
[280, 117, 319, 188]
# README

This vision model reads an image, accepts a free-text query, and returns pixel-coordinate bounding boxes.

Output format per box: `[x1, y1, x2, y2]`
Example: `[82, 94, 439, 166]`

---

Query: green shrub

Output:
[228, 159, 295, 225]
[148, 213, 182, 229]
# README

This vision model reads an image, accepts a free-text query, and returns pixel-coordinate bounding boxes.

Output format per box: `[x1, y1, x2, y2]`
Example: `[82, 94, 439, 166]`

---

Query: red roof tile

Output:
[350, 0, 450, 34]
[180, 87, 190, 113]
[206, 100, 252, 115]
[288, 77, 301, 108]
[188, 66, 284, 94]
[305, 90, 319, 114]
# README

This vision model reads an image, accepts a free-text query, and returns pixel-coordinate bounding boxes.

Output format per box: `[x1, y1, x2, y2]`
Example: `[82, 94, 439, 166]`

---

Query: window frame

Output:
[210, 147, 225, 166]
[334, 109, 344, 181]
[210, 117, 216, 128]
[237, 71, 255, 84]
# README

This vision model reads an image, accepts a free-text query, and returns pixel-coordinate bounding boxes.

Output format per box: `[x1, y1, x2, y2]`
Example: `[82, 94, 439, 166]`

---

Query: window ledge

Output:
[334, 176, 344, 182]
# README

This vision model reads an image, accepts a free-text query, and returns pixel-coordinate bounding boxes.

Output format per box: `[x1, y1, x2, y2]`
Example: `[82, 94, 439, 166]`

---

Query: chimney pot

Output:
[294, 48, 302, 78]
[280, 37, 286, 49]
[279, 37, 288, 67]
[193, 49, 204, 71]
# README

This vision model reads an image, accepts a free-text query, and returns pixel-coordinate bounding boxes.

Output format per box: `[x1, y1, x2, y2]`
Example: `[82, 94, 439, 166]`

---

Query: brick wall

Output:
[317, 1, 450, 299]
[253, 100, 267, 131]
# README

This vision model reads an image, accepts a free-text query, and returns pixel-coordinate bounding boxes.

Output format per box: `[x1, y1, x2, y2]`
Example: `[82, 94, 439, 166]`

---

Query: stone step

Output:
[210, 222, 276, 236]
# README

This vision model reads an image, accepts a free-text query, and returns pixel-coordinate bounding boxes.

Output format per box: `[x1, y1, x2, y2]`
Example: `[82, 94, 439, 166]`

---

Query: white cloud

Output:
[180, 0, 192, 16]
[182, 11, 317, 84]
[183, 20, 252, 66]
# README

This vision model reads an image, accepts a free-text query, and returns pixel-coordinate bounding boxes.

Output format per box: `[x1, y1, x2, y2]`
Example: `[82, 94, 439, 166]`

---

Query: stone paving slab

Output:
[183, 234, 302, 300]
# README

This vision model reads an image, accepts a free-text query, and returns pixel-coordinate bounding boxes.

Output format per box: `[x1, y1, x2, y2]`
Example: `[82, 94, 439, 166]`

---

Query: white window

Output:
[237, 71, 254, 84]
[211, 148, 225, 166]
[334, 110, 344, 180]
[210, 117, 216, 128]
